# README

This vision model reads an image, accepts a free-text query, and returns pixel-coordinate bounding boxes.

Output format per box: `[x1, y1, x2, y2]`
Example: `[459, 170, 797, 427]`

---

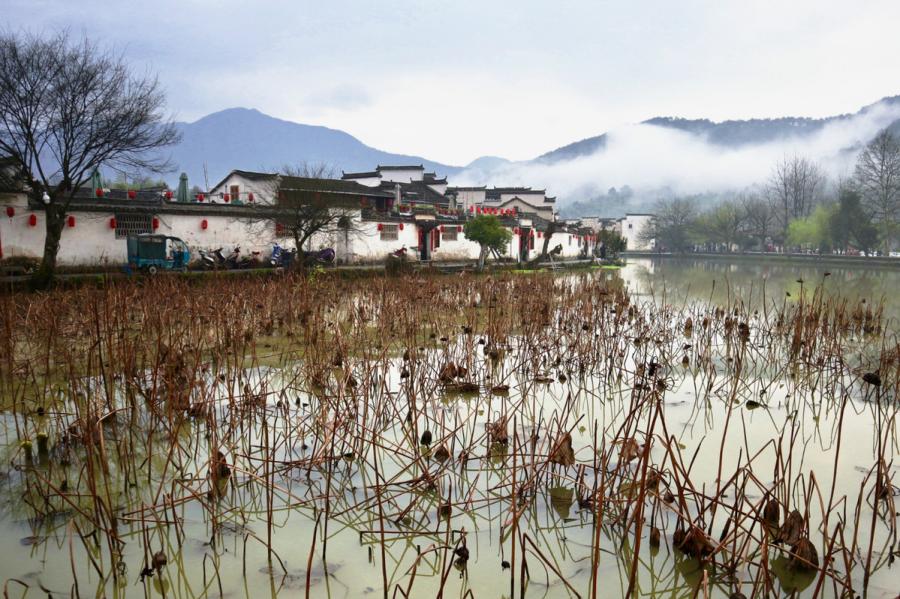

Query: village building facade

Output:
[1, 163, 596, 266]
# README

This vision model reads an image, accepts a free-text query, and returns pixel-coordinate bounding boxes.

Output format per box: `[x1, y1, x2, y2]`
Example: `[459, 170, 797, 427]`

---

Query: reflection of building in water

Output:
[617, 258, 655, 297]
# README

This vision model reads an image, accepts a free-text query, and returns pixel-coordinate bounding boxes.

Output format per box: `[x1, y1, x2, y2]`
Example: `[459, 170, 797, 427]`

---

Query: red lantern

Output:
[223, 193, 230, 203]
[109, 217, 117, 229]
[152, 217, 159, 230]
[457, 225, 463, 232]
[127, 190, 136, 199]
[201, 219, 208, 230]
[164, 190, 173, 200]
[377, 223, 383, 231]
[96, 188, 104, 198]
[197, 194, 205, 202]
[4, 206, 13, 218]
[399, 223, 404, 231]
[469, 206, 474, 213]
[248, 192, 254, 202]
[439, 225, 445, 233]
[67, 215, 75, 228]
[513, 227, 519, 235]
[28, 214, 37, 227]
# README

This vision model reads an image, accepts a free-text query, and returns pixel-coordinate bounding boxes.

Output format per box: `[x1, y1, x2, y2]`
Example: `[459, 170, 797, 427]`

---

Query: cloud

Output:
[302, 84, 373, 113]
[452, 99, 900, 206]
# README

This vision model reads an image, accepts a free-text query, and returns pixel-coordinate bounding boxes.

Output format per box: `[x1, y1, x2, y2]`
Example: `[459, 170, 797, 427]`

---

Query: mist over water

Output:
[454, 99, 900, 211]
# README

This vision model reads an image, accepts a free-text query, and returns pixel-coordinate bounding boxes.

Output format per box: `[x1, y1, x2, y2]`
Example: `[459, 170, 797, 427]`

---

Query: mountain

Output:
[168, 108, 462, 187]
[536, 95, 900, 164]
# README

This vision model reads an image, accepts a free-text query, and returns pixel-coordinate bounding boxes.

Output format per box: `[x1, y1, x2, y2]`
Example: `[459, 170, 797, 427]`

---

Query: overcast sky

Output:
[8, 0, 900, 165]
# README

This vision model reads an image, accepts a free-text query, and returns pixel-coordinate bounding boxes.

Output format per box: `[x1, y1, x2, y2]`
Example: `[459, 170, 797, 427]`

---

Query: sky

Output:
[7, 0, 900, 166]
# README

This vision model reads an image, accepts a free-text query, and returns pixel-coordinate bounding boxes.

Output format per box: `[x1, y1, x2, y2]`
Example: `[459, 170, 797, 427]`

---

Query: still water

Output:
[621, 256, 900, 329]
[0, 261, 897, 599]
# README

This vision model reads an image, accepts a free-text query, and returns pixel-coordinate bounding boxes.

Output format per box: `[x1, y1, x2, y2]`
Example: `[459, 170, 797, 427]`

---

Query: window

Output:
[230, 185, 240, 201]
[441, 228, 458, 242]
[628, 223, 633, 229]
[380, 224, 399, 241]
[115, 213, 153, 239]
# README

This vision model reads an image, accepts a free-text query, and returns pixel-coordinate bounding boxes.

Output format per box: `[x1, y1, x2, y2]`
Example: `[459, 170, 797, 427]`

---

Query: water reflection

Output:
[621, 257, 900, 327]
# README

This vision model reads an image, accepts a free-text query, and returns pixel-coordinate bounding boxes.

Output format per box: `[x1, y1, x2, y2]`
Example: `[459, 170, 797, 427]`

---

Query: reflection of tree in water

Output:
[623, 258, 899, 324]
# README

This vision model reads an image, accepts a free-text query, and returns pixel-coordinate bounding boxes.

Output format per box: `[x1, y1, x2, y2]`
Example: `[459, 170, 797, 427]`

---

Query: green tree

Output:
[786, 204, 835, 251]
[596, 229, 626, 256]
[693, 200, 747, 250]
[828, 188, 879, 254]
[464, 215, 512, 270]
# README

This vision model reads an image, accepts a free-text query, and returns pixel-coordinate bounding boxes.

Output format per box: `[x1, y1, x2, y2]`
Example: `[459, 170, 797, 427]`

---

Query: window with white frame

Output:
[441, 228, 458, 242]
[115, 213, 153, 239]
[380, 224, 399, 241]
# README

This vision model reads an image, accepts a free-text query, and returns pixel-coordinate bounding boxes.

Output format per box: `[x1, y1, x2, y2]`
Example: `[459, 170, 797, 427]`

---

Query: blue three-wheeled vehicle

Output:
[127, 234, 190, 274]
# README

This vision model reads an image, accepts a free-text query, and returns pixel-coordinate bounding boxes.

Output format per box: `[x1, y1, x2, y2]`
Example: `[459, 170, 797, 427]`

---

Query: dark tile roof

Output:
[210, 169, 392, 198]
[341, 171, 380, 179]
[280, 176, 393, 198]
[378, 180, 449, 205]
[489, 187, 545, 194]
[209, 169, 277, 192]
[446, 186, 486, 191]
[377, 164, 424, 171]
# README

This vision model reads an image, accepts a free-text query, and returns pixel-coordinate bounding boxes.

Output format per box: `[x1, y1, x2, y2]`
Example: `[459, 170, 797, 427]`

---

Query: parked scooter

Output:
[198, 247, 226, 270]
[224, 246, 242, 269]
[238, 250, 262, 269]
[300, 247, 336, 266]
[388, 246, 409, 260]
[270, 243, 298, 268]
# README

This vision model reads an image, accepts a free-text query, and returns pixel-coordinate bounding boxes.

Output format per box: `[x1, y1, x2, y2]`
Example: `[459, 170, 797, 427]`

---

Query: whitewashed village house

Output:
[1, 159, 597, 266]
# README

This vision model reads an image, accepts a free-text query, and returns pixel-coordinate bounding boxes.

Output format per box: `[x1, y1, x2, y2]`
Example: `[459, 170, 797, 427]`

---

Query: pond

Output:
[620, 256, 900, 328]
[0, 268, 896, 598]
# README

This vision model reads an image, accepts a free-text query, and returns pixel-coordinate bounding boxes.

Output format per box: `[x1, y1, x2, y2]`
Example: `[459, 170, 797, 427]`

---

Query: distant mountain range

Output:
[537, 96, 900, 163]
[164, 97, 900, 199]
[167, 108, 463, 188]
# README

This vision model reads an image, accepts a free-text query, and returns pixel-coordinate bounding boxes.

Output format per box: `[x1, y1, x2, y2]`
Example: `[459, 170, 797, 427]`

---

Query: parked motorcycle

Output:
[224, 246, 242, 269]
[198, 247, 226, 270]
[237, 250, 262, 269]
[300, 247, 336, 266]
[270, 243, 298, 268]
[388, 246, 409, 260]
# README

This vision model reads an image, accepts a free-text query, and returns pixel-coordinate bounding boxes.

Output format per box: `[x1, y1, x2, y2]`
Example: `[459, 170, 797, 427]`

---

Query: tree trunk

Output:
[477, 246, 488, 271]
[32, 203, 65, 288]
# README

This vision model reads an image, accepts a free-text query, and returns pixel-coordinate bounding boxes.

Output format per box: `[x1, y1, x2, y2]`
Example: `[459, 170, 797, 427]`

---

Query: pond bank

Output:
[623, 250, 900, 268]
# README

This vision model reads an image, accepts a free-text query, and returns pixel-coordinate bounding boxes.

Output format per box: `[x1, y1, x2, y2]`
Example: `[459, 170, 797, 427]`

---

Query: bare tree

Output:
[767, 155, 824, 239]
[639, 197, 697, 253]
[0, 31, 179, 284]
[244, 162, 367, 262]
[741, 191, 776, 250]
[854, 129, 900, 253]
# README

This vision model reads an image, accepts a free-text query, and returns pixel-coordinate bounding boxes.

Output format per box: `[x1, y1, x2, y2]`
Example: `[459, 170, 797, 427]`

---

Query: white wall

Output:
[427, 182, 448, 196]
[377, 169, 424, 184]
[2, 194, 586, 265]
[209, 174, 275, 204]
[431, 225, 481, 261]
[454, 189, 486, 213]
[620, 214, 654, 251]
[343, 176, 382, 187]
[498, 191, 545, 206]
